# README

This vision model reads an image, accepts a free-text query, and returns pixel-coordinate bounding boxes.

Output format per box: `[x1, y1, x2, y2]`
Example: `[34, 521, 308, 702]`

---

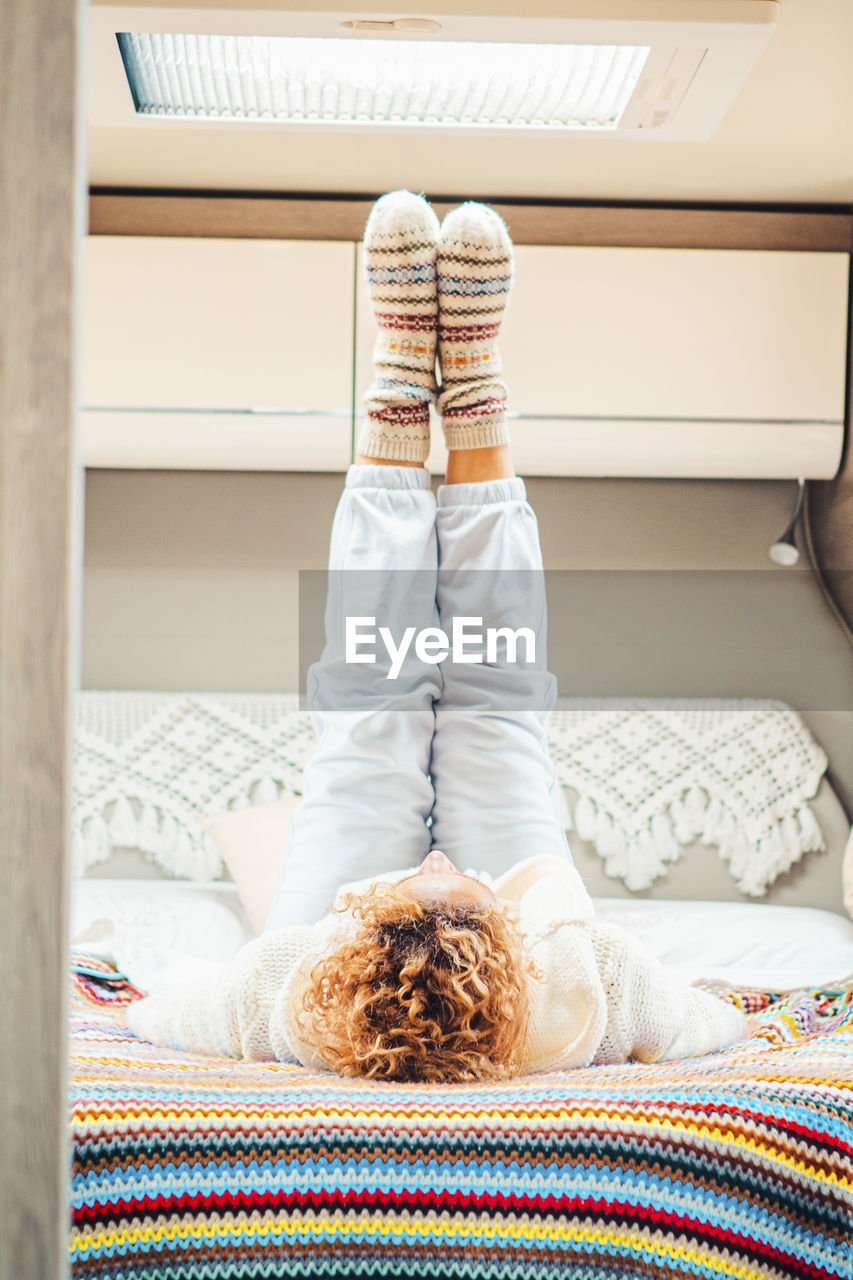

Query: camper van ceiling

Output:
[90, 2, 779, 141]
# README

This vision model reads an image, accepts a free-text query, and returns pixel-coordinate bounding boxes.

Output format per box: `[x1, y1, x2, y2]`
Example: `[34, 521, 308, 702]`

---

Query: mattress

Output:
[69, 882, 853, 1279]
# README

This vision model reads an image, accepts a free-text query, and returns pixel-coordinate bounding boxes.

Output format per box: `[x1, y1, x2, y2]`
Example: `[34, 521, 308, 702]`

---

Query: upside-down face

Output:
[394, 849, 499, 910]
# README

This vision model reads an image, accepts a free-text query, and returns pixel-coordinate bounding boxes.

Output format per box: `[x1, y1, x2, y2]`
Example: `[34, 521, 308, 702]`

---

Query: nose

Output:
[417, 849, 458, 876]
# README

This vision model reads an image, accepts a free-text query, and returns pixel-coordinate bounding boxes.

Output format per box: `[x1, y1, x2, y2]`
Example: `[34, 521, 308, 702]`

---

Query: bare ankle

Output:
[444, 445, 514, 485]
[355, 454, 427, 469]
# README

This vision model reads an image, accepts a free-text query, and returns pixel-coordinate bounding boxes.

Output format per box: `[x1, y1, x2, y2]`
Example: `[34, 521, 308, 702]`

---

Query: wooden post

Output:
[0, 2, 84, 1277]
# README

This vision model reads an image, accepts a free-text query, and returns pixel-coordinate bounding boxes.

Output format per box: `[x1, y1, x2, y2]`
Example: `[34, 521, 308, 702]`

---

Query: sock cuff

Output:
[442, 419, 510, 452]
[355, 426, 431, 464]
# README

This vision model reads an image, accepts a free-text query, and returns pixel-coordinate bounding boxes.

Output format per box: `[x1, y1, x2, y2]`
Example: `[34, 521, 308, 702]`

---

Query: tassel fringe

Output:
[72, 778, 296, 878]
[73, 775, 827, 894]
[567, 785, 827, 897]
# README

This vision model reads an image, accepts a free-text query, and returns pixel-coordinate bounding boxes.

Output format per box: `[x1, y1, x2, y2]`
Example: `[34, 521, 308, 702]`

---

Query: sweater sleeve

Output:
[125, 925, 325, 1061]
[494, 855, 594, 921]
[590, 922, 749, 1064]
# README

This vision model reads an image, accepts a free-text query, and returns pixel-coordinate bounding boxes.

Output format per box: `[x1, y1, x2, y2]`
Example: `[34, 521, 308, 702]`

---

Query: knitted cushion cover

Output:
[69, 967, 852, 1279]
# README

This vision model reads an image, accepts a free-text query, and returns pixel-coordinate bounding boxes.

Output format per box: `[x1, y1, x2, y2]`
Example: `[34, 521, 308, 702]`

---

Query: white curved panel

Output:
[82, 410, 352, 472]
[492, 418, 842, 479]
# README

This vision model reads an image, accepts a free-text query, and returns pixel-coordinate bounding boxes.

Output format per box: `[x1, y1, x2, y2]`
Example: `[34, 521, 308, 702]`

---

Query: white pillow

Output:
[201, 796, 299, 934]
[594, 897, 853, 989]
[70, 879, 253, 990]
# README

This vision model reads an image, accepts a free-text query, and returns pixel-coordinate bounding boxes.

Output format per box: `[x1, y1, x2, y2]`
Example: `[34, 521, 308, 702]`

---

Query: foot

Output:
[436, 202, 514, 452]
[357, 190, 440, 465]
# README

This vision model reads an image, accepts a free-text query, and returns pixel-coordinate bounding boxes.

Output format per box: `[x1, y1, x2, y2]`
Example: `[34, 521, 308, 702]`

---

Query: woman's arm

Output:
[125, 925, 326, 1061]
[590, 922, 749, 1064]
[125, 958, 246, 1058]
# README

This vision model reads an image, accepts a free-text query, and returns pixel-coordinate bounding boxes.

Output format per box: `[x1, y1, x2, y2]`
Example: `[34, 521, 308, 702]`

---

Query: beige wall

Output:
[82, 469, 853, 816]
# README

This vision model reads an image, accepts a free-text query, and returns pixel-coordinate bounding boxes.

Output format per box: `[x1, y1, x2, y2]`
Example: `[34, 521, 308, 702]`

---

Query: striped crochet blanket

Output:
[70, 961, 852, 1279]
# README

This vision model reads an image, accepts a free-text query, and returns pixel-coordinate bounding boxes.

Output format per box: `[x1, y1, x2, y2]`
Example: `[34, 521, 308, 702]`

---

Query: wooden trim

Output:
[89, 191, 853, 251]
[0, 2, 81, 1277]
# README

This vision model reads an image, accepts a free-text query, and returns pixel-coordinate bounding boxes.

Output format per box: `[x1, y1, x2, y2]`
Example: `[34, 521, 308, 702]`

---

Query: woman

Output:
[127, 192, 748, 1081]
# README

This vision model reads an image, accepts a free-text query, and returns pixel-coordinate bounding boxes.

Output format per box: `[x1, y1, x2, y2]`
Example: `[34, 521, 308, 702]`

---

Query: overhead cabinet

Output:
[82, 236, 356, 470]
[85, 237, 848, 478]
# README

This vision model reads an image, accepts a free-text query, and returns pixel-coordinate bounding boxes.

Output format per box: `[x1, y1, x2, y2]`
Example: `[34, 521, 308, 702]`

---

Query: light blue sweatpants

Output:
[265, 464, 571, 928]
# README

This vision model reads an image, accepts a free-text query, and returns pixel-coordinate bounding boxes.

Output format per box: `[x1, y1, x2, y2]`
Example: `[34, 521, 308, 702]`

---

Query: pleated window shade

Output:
[116, 32, 650, 130]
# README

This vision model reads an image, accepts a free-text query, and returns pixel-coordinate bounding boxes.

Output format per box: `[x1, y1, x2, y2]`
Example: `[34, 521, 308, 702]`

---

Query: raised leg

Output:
[265, 465, 441, 929]
[266, 192, 443, 929]
[429, 203, 572, 875]
[429, 477, 572, 875]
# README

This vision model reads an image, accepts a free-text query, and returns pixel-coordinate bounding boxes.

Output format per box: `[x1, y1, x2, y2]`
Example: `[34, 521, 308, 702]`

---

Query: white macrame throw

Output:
[72, 692, 827, 895]
[547, 698, 827, 895]
[71, 692, 315, 879]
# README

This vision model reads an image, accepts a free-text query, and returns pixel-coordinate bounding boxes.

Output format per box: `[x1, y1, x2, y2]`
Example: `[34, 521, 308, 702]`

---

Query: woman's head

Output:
[296, 854, 530, 1083]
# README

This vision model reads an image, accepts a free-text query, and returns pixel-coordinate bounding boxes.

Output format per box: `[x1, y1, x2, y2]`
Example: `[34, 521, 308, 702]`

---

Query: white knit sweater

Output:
[126, 855, 748, 1072]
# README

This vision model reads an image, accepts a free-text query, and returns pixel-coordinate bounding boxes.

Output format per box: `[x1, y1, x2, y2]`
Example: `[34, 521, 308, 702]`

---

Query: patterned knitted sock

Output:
[436, 202, 514, 452]
[357, 190, 440, 463]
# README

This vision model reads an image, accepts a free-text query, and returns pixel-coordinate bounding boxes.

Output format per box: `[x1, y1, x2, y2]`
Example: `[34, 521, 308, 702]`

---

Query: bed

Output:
[69, 692, 853, 1279]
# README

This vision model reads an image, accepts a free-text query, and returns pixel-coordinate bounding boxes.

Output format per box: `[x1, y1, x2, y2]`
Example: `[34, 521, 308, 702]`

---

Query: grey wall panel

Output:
[82, 470, 853, 822]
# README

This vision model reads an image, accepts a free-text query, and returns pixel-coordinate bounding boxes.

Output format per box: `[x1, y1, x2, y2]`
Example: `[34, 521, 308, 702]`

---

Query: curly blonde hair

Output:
[296, 884, 532, 1083]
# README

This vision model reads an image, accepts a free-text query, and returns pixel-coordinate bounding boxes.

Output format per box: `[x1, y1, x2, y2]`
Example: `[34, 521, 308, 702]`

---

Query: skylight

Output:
[116, 32, 651, 130]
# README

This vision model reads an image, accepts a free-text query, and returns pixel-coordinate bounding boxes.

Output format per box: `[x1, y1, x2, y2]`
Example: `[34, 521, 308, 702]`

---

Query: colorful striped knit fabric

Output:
[358, 191, 440, 464]
[436, 202, 514, 452]
[70, 970, 853, 1279]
